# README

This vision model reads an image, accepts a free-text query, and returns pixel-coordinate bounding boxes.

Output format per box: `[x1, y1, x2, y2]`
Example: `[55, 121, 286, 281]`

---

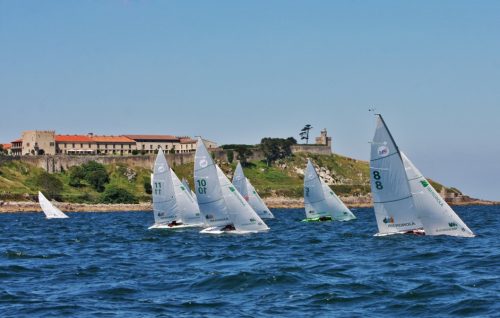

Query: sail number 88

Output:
[197, 179, 207, 194]
[373, 171, 383, 190]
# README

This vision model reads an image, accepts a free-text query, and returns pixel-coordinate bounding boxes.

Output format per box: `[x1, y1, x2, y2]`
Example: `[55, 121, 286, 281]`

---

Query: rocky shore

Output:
[1, 196, 498, 213]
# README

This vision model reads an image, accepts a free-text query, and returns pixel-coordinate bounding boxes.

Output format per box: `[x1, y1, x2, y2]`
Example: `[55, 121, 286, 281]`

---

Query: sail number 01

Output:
[373, 171, 383, 190]
[197, 179, 207, 194]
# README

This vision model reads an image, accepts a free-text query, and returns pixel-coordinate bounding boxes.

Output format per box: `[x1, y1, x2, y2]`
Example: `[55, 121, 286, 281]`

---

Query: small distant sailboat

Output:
[149, 149, 204, 229]
[194, 138, 269, 234]
[38, 192, 69, 219]
[232, 162, 274, 219]
[303, 159, 356, 222]
[370, 114, 474, 237]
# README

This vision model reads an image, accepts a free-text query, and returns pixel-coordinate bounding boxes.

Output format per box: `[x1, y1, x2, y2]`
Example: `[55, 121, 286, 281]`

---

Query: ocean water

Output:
[0, 206, 498, 318]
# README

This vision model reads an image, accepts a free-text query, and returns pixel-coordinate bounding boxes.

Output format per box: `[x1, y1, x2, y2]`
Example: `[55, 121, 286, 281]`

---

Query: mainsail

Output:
[194, 138, 232, 227]
[401, 152, 474, 237]
[151, 149, 179, 226]
[304, 159, 356, 221]
[182, 177, 197, 199]
[232, 162, 274, 219]
[370, 115, 423, 234]
[38, 192, 69, 219]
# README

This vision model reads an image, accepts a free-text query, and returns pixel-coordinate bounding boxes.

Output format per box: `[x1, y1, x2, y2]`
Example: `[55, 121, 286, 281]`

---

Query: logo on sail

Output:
[448, 222, 458, 228]
[158, 166, 166, 173]
[383, 216, 394, 224]
[421, 180, 429, 187]
[377, 146, 389, 157]
[199, 158, 208, 168]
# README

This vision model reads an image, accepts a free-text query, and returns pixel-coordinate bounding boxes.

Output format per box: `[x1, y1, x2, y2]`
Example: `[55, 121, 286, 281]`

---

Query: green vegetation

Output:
[260, 137, 297, 166]
[0, 151, 460, 203]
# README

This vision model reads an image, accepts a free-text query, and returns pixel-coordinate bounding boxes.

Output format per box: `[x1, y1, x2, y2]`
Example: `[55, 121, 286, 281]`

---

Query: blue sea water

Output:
[0, 206, 499, 318]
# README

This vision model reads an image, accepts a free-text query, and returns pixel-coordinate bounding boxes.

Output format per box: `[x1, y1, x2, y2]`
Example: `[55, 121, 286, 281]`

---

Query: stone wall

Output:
[291, 144, 332, 155]
[14, 153, 196, 173]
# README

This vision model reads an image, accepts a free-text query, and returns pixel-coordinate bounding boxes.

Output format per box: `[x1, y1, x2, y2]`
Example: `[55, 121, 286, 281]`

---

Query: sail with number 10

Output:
[194, 138, 269, 234]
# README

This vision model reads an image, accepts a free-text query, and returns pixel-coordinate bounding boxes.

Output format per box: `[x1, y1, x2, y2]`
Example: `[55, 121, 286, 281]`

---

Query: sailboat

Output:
[232, 162, 274, 219]
[194, 138, 269, 234]
[149, 149, 204, 229]
[38, 192, 69, 219]
[303, 159, 356, 222]
[370, 114, 474, 237]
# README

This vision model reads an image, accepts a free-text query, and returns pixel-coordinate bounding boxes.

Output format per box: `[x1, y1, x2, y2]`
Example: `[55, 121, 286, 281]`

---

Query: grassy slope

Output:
[0, 152, 459, 202]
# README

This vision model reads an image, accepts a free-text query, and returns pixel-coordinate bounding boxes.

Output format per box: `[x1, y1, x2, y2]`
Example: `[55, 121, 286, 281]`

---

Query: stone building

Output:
[10, 139, 22, 156]
[291, 128, 333, 155]
[21, 131, 56, 155]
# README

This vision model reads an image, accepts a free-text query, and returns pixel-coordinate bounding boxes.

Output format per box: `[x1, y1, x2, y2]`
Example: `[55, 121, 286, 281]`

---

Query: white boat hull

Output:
[148, 223, 203, 230]
[200, 226, 269, 235]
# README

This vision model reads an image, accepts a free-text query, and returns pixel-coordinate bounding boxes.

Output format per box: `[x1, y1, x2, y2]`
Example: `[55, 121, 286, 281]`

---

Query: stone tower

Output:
[315, 128, 332, 147]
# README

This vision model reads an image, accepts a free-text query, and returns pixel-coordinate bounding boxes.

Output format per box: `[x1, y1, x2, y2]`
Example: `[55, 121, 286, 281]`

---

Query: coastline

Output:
[0, 197, 498, 213]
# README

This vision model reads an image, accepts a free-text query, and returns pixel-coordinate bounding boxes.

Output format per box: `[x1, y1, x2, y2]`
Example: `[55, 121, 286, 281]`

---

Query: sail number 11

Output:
[373, 171, 383, 190]
[197, 179, 207, 194]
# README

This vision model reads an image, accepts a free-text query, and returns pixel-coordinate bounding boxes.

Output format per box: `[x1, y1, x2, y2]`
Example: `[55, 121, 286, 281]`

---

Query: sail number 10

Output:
[197, 179, 207, 194]
[373, 171, 383, 190]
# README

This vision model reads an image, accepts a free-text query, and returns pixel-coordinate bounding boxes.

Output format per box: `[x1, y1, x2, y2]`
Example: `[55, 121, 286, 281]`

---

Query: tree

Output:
[300, 124, 313, 144]
[260, 137, 296, 166]
[226, 149, 234, 163]
[100, 185, 138, 204]
[35, 172, 63, 200]
[0, 144, 6, 155]
[234, 146, 253, 167]
[143, 176, 152, 194]
[68, 166, 86, 187]
[132, 149, 139, 155]
[83, 161, 109, 192]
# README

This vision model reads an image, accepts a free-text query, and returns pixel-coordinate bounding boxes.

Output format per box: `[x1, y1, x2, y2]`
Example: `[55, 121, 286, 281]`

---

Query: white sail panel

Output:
[194, 139, 231, 227]
[401, 152, 474, 237]
[151, 149, 179, 225]
[303, 159, 329, 219]
[370, 115, 422, 234]
[216, 166, 269, 232]
[232, 162, 249, 200]
[171, 169, 204, 226]
[320, 180, 356, 221]
[38, 192, 68, 219]
[245, 179, 275, 219]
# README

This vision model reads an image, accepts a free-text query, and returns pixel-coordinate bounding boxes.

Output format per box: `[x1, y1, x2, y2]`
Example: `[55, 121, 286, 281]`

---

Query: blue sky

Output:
[1, 1, 499, 200]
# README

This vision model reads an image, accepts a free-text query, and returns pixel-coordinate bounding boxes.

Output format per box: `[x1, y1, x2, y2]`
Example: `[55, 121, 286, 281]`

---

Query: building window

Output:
[72, 143, 75, 148]
[50, 142, 54, 146]
[113, 144, 116, 149]
[121, 144, 123, 149]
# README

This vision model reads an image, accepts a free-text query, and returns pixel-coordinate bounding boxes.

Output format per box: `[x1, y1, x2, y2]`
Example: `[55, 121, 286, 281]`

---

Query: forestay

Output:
[370, 115, 422, 234]
[38, 192, 69, 219]
[401, 152, 474, 237]
[232, 162, 274, 219]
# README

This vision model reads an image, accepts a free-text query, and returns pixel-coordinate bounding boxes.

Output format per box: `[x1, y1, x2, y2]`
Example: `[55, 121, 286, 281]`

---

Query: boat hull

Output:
[200, 226, 269, 235]
[148, 223, 203, 230]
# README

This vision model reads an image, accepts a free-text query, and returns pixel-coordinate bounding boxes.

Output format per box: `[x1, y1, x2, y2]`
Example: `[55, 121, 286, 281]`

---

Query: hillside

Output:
[0, 152, 466, 205]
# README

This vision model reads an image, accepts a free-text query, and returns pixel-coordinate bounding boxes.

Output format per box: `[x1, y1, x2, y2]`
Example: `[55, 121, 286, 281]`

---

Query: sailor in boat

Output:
[221, 224, 236, 232]
[168, 220, 183, 227]
[403, 229, 426, 236]
[319, 216, 333, 222]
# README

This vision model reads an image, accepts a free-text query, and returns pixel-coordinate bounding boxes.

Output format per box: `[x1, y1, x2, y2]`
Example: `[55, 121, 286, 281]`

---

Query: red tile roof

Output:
[90, 135, 135, 143]
[123, 135, 180, 142]
[180, 138, 196, 144]
[55, 135, 94, 142]
[2, 143, 11, 150]
[11, 139, 22, 143]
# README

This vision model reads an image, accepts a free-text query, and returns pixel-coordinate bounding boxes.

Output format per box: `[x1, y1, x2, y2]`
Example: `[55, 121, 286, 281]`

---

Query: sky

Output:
[0, 1, 499, 200]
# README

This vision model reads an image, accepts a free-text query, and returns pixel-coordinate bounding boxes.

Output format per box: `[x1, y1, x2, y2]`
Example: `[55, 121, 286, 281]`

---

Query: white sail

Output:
[216, 166, 269, 232]
[38, 192, 69, 219]
[401, 152, 474, 237]
[232, 162, 274, 219]
[181, 178, 197, 199]
[194, 138, 232, 228]
[171, 169, 204, 226]
[370, 115, 422, 234]
[151, 149, 179, 227]
[303, 159, 355, 221]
